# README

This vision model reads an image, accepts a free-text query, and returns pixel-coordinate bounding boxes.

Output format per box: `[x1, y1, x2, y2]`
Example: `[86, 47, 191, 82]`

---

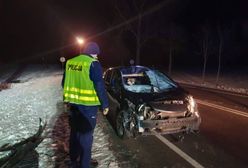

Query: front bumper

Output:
[141, 115, 201, 135]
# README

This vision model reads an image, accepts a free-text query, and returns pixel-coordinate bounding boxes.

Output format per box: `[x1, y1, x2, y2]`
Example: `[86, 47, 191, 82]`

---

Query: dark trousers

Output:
[69, 104, 98, 168]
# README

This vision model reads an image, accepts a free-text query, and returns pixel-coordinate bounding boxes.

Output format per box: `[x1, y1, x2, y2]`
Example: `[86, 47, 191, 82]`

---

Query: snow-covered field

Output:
[0, 65, 120, 168]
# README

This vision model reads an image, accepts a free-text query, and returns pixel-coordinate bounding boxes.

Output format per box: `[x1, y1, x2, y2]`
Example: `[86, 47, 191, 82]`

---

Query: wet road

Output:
[182, 84, 248, 112]
[185, 86, 248, 164]
[106, 85, 248, 168]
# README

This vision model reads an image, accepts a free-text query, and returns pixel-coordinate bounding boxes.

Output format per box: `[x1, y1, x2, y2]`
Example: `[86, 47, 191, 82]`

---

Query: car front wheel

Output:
[116, 110, 126, 139]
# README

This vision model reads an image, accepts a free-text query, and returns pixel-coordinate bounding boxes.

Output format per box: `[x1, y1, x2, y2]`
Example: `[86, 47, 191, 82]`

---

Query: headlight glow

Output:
[187, 95, 197, 113]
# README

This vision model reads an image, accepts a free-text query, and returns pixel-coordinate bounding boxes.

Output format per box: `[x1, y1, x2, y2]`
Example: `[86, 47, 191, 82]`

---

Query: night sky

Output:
[1, 0, 248, 70]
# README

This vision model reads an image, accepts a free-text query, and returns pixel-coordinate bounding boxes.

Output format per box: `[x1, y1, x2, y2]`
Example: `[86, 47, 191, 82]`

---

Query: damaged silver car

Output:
[104, 66, 201, 138]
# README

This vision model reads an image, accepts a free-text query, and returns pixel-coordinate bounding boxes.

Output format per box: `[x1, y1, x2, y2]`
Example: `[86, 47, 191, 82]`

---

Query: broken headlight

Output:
[186, 95, 199, 117]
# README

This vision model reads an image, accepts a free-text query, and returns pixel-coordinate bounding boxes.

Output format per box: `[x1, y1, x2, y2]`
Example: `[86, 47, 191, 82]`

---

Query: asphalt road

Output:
[106, 86, 248, 168]
[185, 86, 248, 164]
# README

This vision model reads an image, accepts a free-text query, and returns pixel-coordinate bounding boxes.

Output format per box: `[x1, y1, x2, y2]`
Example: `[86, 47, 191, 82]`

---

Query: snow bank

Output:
[171, 71, 248, 95]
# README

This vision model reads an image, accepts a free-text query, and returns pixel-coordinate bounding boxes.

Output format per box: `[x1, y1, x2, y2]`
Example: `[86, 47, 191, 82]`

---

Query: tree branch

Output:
[0, 118, 46, 168]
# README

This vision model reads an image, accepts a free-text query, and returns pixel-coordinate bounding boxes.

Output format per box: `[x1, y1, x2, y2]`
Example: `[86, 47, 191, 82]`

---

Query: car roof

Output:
[106, 65, 151, 75]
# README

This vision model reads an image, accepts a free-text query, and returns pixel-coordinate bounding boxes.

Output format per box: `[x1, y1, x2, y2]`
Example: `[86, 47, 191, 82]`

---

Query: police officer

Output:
[62, 42, 109, 168]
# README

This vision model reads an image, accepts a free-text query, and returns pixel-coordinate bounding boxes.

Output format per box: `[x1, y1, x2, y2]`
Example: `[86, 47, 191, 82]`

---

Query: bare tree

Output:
[168, 42, 173, 75]
[201, 25, 209, 83]
[168, 22, 175, 75]
[215, 22, 223, 85]
[112, 0, 182, 66]
[114, 0, 148, 65]
[136, 13, 142, 64]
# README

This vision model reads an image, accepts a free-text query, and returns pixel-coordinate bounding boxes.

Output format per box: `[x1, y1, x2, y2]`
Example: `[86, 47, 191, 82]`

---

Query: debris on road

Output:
[0, 118, 46, 168]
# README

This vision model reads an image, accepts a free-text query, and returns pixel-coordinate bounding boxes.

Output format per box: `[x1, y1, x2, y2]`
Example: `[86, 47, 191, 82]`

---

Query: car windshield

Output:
[122, 69, 177, 93]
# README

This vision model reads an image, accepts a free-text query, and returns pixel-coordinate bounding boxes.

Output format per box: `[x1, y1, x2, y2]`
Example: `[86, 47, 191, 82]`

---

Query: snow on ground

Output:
[171, 70, 248, 95]
[0, 65, 121, 168]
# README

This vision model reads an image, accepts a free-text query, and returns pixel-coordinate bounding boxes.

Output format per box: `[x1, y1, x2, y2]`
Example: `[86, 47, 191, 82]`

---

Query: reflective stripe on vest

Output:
[64, 93, 99, 102]
[64, 87, 97, 95]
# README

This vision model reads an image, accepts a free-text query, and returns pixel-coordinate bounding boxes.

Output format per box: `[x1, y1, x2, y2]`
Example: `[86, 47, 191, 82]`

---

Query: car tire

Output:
[116, 110, 127, 139]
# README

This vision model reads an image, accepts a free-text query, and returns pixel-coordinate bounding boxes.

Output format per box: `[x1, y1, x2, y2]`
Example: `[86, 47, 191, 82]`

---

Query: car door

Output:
[110, 70, 122, 100]
[104, 69, 112, 90]
[108, 69, 121, 117]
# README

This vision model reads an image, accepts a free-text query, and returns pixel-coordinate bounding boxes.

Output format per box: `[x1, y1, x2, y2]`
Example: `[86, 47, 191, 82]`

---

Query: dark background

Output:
[1, 0, 248, 71]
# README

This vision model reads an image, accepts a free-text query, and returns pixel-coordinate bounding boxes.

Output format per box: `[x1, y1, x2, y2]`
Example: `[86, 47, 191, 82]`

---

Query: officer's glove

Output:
[102, 108, 109, 116]
[63, 102, 70, 113]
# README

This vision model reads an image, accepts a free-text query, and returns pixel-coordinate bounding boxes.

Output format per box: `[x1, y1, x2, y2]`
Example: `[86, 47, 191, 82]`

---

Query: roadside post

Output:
[130, 59, 135, 65]
[60, 56, 66, 71]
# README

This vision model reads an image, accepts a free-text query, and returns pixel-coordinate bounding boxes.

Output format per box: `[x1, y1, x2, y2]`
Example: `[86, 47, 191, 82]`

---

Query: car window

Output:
[122, 69, 177, 93]
[147, 70, 177, 90]
[105, 69, 113, 84]
[109, 70, 122, 97]
[111, 70, 122, 87]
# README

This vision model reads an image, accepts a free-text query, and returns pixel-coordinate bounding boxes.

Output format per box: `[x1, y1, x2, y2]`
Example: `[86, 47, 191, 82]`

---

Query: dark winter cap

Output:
[83, 42, 101, 55]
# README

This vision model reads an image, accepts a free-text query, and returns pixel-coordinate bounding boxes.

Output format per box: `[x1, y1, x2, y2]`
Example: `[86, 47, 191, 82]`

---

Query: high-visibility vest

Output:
[63, 55, 100, 106]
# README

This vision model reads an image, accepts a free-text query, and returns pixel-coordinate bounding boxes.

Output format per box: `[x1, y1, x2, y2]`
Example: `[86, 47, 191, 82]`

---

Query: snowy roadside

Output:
[171, 71, 248, 95]
[0, 65, 121, 168]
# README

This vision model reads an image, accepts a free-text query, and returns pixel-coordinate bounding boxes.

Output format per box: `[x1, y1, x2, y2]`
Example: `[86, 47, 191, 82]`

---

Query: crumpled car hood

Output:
[124, 87, 189, 115]
[124, 87, 188, 105]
